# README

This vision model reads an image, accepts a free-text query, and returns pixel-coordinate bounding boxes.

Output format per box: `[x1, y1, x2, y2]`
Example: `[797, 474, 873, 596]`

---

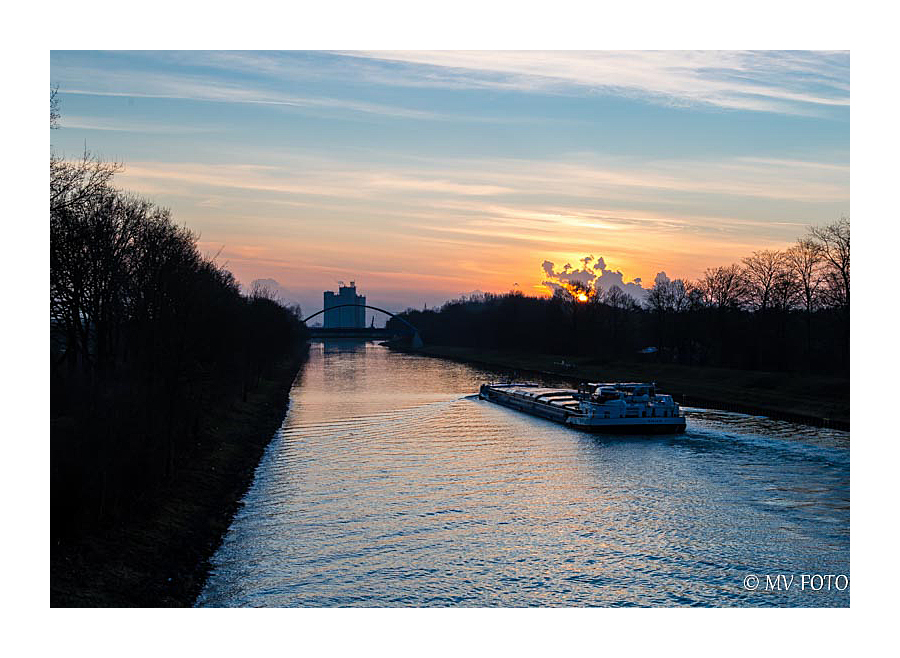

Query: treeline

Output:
[51, 153, 309, 538]
[389, 219, 849, 376]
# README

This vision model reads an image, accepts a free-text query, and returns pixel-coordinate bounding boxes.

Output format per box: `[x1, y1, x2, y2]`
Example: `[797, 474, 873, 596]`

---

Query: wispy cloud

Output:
[113, 151, 846, 288]
[54, 51, 849, 124]
[60, 84, 452, 122]
[342, 50, 849, 116]
[49, 50, 849, 304]
[117, 162, 515, 200]
[115, 151, 847, 210]
[55, 64, 527, 124]
[59, 115, 218, 134]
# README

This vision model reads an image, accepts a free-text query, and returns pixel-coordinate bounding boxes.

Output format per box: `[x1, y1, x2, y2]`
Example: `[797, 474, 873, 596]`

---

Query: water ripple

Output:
[197, 342, 849, 607]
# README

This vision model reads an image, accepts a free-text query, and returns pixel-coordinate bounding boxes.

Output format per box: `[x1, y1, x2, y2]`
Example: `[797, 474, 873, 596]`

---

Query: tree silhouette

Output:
[393, 220, 848, 374]
[810, 217, 850, 309]
[51, 151, 309, 535]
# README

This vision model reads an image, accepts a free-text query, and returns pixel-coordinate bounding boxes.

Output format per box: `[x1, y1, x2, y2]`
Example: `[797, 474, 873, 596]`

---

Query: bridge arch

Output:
[302, 304, 422, 347]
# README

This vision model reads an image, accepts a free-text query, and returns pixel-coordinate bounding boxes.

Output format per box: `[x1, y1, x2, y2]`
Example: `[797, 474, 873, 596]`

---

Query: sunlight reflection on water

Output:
[197, 342, 849, 607]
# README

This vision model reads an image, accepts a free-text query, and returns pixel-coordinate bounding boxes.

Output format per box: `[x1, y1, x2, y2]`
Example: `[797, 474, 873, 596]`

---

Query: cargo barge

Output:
[479, 382, 686, 434]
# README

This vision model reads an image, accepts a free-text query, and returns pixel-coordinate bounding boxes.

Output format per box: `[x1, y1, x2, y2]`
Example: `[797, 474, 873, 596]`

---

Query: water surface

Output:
[197, 342, 849, 607]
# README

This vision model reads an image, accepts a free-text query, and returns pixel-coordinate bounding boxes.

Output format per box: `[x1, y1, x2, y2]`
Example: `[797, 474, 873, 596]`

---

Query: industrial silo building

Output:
[323, 282, 366, 328]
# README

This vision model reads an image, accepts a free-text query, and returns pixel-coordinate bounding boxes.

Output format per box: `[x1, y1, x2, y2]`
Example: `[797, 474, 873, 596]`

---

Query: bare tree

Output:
[51, 150, 122, 216]
[810, 217, 850, 308]
[603, 285, 639, 311]
[742, 249, 786, 312]
[51, 186, 162, 376]
[785, 237, 823, 369]
[50, 85, 60, 129]
[647, 278, 694, 315]
[770, 267, 801, 312]
[785, 238, 823, 315]
[645, 278, 693, 360]
[50, 88, 127, 376]
[698, 264, 748, 309]
[50, 86, 123, 214]
[671, 279, 696, 313]
[250, 280, 278, 301]
[645, 278, 674, 315]
[51, 155, 117, 374]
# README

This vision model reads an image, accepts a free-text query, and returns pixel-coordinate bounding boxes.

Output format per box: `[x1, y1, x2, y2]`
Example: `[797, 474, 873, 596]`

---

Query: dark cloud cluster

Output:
[542, 255, 655, 301]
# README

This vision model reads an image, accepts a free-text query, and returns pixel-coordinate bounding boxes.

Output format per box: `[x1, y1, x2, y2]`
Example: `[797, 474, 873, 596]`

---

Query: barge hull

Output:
[568, 419, 686, 434]
[480, 386, 686, 435]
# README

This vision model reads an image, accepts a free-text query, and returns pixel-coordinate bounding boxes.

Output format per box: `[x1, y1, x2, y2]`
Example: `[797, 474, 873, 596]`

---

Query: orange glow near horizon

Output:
[190, 219, 809, 311]
[52, 51, 848, 313]
[115, 153, 845, 304]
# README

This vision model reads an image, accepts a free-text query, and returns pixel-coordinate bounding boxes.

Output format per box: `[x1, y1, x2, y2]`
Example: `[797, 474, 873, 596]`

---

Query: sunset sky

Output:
[49, 50, 849, 320]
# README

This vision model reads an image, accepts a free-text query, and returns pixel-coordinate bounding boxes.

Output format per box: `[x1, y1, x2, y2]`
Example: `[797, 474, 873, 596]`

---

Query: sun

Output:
[576, 293, 589, 302]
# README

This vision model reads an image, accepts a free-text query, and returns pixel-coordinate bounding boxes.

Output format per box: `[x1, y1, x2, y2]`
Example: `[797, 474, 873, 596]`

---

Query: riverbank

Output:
[391, 344, 849, 430]
[50, 346, 309, 607]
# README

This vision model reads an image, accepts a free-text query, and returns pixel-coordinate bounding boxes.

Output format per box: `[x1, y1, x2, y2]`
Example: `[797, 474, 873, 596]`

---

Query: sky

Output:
[49, 50, 849, 322]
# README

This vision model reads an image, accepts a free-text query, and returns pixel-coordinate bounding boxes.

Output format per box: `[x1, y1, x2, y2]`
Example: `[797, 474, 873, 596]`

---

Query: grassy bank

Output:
[50, 345, 308, 607]
[394, 344, 849, 430]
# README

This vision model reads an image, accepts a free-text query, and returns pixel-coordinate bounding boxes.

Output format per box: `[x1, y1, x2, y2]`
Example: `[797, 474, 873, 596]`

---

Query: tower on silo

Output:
[323, 281, 366, 328]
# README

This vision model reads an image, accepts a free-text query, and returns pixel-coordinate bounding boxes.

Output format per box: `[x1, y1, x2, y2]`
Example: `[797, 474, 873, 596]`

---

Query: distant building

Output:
[323, 281, 366, 328]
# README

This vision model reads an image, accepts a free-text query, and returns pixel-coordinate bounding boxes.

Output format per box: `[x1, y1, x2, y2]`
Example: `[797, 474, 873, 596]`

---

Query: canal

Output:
[197, 341, 849, 607]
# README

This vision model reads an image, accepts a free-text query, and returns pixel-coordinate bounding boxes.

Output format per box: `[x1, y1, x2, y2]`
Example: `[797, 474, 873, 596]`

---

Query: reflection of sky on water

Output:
[199, 343, 849, 607]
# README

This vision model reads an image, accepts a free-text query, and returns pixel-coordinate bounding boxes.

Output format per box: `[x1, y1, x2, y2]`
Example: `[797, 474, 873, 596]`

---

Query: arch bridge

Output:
[302, 304, 422, 347]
